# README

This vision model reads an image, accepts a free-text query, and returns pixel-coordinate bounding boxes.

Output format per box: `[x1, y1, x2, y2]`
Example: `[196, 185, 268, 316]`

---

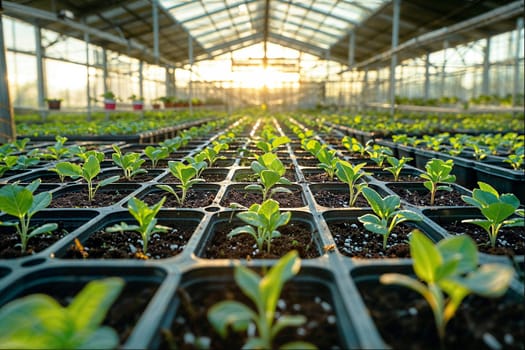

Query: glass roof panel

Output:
[160, 0, 387, 56]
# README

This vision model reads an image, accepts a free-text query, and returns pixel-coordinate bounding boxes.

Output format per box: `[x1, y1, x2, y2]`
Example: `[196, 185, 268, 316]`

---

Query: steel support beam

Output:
[389, 0, 400, 116]
[361, 68, 368, 110]
[139, 60, 144, 100]
[0, 13, 15, 142]
[441, 40, 448, 97]
[482, 36, 491, 95]
[34, 25, 46, 113]
[348, 31, 355, 67]
[424, 51, 430, 100]
[102, 48, 109, 94]
[85, 31, 92, 121]
[188, 36, 193, 114]
[513, 17, 523, 107]
[152, 0, 159, 64]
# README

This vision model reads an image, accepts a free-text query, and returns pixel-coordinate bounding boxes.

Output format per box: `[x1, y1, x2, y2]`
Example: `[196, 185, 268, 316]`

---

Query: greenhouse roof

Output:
[3, 0, 522, 68]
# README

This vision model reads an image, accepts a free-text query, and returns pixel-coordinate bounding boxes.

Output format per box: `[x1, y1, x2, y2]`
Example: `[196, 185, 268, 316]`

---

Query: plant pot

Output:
[385, 182, 472, 208]
[473, 162, 525, 202]
[48, 183, 141, 208]
[194, 210, 322, 259]
[152, 103, 161, 110]
[104, 99, 117, 110]
[135, 183, 220, 209]
[0, 265, 167, 348]
[352, 265, 524, 349]
[220, 183, 306, 208]
[322, 209, 445, 259]
[55, 209, 203, 260]
[309, 183, 370, 209]
[46, 99, 61, 110]
[132, 101, 144, 110]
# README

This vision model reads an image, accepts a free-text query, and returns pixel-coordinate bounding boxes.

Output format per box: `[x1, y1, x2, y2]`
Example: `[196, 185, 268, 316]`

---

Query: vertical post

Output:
[424, 51, 430, 101]
[85, 31, 91, 121]
[152, 0, 159, 64]
[348, 31, 355, 67]
[362, 68, 368, 111]
[0, 13, 15, 142]
[441, 40, 448, 97]
[389, 0, 400, 116]
[139, 60, 144, 100]
[34, 24, 46, 119]
[102, 48, 108, 93]
[513, 17, 523, 107]
[482, 36, 491, 95]
[188, 36, 193, 115]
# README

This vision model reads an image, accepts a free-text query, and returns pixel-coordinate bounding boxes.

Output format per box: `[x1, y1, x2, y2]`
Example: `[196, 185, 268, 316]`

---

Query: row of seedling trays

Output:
[0, 115, 523, 349]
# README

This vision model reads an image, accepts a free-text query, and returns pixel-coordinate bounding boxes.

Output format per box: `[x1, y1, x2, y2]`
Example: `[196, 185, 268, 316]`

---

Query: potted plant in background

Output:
[129, 95, 144, 111]
[152, 98, 161, 110]
[159, 96, 176, 108]
[45, 98, 63, 110]
[102, 91, 118, 110]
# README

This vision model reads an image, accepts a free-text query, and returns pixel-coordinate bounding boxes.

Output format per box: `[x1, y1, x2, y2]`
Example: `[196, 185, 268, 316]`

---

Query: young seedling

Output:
[111, 145, 147, 181]
[467, 142, 490, 161]
[200, 142, 228, 167]
[0, 155, 18, 177]
[315, 147, 339, 181]
[504, 146, 524, 170]
[144, 146, 169, 168]
[335, 160, 368, 207]
[208, 251, 316, 350]
[341, 136, 367, 157]
[55, 152, 120, 202]
[461, 181, 523, 248]
[384, 156, 413, 181]
[159, 135, 189, 153]
[380, 231, 513, 344]
[256, 135, 291, 153]
[366, 144, 393, 168]
[228, 199, 291, 253]
[157, 161, 204, 206]
[419, 158, 456, 206]
[106, 197, 169, 254]
[44, 135, 82, 160]
[301, 138, 322, 157]
[358, 187, 422, 249]
[0, 277, 124, 349]
[0, 179, 57, 253]
[246, 153, 292, 201]
[183, 152, 208, 178]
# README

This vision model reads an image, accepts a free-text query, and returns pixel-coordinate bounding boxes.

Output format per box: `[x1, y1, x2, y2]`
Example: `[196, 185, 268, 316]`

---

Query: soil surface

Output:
[221, 188, 305, 208]
[141, 189, 216, 208]
[370, 173, 425, 182]
[233, 169, 297, 182]
[63, 221, 197, 259]
[387, 184, 467, 206]
[161, 170, 228, 183]
[202, 220, 319, 259]
[159, 282, 345, 350]
[49, 188, 133, 208]
[296, 158, 320, 167]
[303, 171, 342, 183]
[439, 221, 525, 256]
[358, 280, 524, 350]
[110, 172, 161, 183]
[0, 223, 69, 258]
[312, 189, 369, 208]
[329, 221, 420, 258]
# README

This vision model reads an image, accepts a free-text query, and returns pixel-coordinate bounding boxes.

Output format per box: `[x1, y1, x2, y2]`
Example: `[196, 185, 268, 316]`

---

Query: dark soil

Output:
[143, 159, 184, 169]
[439, 221, 525, 256]
[159, 282, 344, 350]
[49, 189, 133, 208]
[233, 169, 297, 182]
[0, 224, 69, 258]
[221, 189, 305, 208]
[357, 280, 524, 350]
[14, 279, 159, 344]
[141, 189, 216, 208]
[110, 172, 160, 183]
[370, 173, 425, 182]
[202, 220, 319, 259]
[303, 170, 341, 183]
[161, 171, 227, 183]
[296, 158, 319, 167]
[387, 184, 466, 206]
[312, 189, 369, 208]
[63, 221, 197, 259]
[329, 221, 417, 258]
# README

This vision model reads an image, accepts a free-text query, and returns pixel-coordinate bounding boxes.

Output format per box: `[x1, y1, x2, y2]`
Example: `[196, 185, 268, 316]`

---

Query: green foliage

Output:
[144, 146, 169, 168]
[0, 179, 57, 252]
[335, 160, 368, 207]
[420, 158, 456, 206]
[384, 156, 412, 181]
[159, 135, 190, 153]
[157, 161, 204, 206]
[208, 251, 316, 350]
[504, 146, 524, 170]
[0, 277, 124, 349]
[43, 135, 83, 160]
[55, 152, 120, 202]
[315, 147, 339, 181]
[256, 126, 291, 153]
[461, 182, 523, 248]
[358, 187, 422, 249]
[183, 152, 208, 178]
[341, 136, 367, 156]
[106, 197, 169, 254]
[380, 231, 513, 342]
[111, 145, 147, 181]
[246, 153, 292, 201]
[228, 199, 291, 253]
[201, 142, 228, 167]
[365, 143, 393, 167]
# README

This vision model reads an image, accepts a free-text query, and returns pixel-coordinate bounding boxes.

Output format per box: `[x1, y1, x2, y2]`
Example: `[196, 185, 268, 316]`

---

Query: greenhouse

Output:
[0, 0, 523, 349]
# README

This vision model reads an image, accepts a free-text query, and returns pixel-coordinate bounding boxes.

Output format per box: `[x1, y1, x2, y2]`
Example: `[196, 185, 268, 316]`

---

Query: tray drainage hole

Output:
[21, 258, 46, 267]
[205, 206, 220, 212]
